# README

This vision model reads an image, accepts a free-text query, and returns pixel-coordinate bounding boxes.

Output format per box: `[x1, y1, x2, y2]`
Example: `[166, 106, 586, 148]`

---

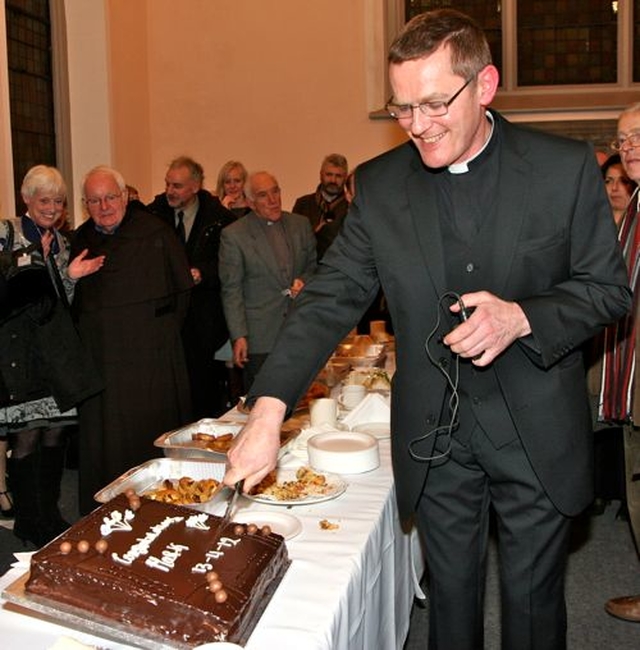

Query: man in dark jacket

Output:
[224, 10, 631, 649]
[147, 156, 235, 417]
[73, 165, 193, 514]
[292, 153, 349, 259]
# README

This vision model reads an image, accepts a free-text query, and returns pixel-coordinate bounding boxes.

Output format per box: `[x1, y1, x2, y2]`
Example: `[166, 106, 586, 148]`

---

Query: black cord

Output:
[408, 291, 467, 463]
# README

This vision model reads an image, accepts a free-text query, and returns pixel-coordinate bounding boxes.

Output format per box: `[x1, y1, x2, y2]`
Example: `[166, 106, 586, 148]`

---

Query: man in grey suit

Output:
[219, 171, 316, 392]
[222, 10, 631, 650]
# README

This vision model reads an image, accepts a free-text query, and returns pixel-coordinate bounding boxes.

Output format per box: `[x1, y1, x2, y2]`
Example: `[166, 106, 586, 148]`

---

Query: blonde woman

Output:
[216, 160, 251, 217]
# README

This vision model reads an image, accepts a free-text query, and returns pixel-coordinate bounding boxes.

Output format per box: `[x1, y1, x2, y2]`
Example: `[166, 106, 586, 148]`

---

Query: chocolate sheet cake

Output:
[25, 493, 289, 646]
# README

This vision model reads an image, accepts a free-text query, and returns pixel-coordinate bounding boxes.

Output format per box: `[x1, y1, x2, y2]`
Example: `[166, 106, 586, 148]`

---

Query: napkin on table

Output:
[286, 422, 343, 461]
[341, 392, 391, 429]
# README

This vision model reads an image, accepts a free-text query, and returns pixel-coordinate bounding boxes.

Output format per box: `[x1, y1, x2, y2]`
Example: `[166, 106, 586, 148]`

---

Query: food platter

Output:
[246, 468, 347, 506]
[233, 510, 303, 540]
[344, 367, 392, 393]
[155, 418, 299, 460]
[93, 457, 227, 506]
[154, 419, 243, 459]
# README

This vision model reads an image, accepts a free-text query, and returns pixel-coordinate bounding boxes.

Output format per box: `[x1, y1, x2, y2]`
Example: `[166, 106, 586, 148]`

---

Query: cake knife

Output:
[218, 479, 244, 534]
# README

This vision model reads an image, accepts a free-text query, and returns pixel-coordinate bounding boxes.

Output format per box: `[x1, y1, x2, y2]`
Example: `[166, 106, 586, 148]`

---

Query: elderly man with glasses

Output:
[71, 165, 194, 515]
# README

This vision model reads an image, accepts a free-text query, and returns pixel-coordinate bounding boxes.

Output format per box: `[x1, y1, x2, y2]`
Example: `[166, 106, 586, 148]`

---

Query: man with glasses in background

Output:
[601, 104, 640, 623]
[71, 166, 193, 515]
[224, 11, 630, 649]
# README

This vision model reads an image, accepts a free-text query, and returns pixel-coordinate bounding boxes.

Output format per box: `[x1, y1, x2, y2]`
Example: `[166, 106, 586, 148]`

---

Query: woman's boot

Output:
[40, 444, 70, 538]
[8, 451, 49, 547]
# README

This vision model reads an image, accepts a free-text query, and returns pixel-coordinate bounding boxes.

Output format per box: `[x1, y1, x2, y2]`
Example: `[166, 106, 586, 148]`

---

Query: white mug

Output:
[310, 398, 338, 427]
[339, 384, 366, 409]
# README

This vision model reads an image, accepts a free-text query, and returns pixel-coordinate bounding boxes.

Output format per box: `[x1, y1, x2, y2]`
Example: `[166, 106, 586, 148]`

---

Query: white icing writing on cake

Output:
[111, 516, 184, 566]
[146, 543, 190, 572]
[100, 509, 135, 536]
[186, 513, 210, 530]
[192, 536, 241, 574]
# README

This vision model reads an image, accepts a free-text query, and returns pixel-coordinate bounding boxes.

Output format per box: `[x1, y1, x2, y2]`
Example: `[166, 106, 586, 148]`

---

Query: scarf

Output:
[22, 214, 60, 255]
[600, 188, 640, 422]
[313, 186, 346, 232]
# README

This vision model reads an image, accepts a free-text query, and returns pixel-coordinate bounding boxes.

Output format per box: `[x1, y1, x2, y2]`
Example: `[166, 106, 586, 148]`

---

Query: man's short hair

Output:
[168, 156, 204, 185]
[388, 9, 492, 81]
[82, 165, 127, 197]
[321, 153, 348, 172]
[245, 171, 278, 201]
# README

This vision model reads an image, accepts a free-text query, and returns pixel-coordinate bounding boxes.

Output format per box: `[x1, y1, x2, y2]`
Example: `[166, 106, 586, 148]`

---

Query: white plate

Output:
[246, 469, 347, 506]
[234, 510, 302, 540]
[351, 422, 391, 439]
[308, 431, 379, 474]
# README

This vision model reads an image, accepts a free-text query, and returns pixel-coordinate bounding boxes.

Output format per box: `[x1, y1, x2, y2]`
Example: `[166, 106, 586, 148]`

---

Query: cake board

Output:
[3, 561, 291, 649]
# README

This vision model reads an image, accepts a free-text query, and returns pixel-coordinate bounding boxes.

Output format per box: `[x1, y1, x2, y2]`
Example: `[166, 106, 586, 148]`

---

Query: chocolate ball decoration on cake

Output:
[77, 540, 90, 553]
[95, 538, 108, 554]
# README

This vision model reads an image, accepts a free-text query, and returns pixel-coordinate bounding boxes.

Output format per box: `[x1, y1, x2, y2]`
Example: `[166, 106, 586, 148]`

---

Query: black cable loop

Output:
[408, 291, 465, 462]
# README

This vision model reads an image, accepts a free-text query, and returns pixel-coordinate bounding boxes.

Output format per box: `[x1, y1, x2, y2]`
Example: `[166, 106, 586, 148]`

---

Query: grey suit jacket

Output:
[219, 211, 317, 354]
[249, 111, 631, 520]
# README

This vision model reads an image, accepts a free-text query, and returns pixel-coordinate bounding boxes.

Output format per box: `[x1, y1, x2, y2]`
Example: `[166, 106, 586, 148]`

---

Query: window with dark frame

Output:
[405, 1, 503, 83]
[405, 1, 623, 87]
[5, 0, 56, 215]
[635, 0, 640, 83]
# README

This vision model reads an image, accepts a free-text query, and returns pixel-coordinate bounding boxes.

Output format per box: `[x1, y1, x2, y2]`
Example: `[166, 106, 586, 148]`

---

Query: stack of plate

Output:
[307, 431, 379, 474]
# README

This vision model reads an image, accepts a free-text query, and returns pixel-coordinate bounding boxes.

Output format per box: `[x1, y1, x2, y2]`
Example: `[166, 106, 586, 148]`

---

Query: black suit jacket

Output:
[292, 190, 349, 259]
[250, 111, 631, 520]
[147, 190, 235, 356]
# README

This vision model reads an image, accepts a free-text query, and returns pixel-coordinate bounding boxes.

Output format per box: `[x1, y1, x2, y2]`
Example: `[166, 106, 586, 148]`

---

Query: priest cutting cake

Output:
[223, 10, 631, 650]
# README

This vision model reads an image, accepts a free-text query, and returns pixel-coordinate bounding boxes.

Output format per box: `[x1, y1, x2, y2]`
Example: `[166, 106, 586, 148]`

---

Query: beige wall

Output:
[105, 0, 405, 209]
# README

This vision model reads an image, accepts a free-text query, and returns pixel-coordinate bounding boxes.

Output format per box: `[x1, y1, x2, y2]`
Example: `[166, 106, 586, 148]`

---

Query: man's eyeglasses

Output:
[611, 133, 640, 152]
[385, 77, 474, 121]
[84, 193, 123, 207]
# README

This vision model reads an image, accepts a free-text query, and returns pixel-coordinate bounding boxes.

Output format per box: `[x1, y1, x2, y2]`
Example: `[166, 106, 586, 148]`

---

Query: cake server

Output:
[218, 479, 244, 532]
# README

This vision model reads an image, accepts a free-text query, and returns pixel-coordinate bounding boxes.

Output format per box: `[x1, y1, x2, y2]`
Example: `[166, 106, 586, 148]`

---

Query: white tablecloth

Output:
[0, 357, 426, 649]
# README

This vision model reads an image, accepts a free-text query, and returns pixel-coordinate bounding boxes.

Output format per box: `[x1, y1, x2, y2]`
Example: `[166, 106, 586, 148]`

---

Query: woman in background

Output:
[0, 165, 103, 546]
[216, 160, 251, 217]
[214, 160, 251, 408]
[586, 154, 637, 517]
[602, 153, 636, 226]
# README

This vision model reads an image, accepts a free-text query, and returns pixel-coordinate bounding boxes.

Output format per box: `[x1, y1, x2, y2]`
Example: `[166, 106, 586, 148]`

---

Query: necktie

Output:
[176, 210, 186, 244]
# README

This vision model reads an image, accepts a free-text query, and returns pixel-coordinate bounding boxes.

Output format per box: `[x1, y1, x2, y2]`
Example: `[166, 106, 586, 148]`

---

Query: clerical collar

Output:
[448, 111, 495, 175]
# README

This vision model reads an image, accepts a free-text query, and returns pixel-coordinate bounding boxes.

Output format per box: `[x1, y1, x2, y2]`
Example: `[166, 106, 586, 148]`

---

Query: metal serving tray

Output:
[155, 419, 244, 460]
[155, 418, 301, 461]
[331, 343, 387, 369]
[93, 457, 227, 507]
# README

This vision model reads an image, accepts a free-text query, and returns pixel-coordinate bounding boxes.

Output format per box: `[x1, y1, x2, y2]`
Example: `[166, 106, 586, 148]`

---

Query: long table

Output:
[0, 434, 424, 650]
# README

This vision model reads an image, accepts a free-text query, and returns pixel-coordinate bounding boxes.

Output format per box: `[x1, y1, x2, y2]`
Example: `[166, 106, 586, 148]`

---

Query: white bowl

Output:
[307, 431, 379, 474]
